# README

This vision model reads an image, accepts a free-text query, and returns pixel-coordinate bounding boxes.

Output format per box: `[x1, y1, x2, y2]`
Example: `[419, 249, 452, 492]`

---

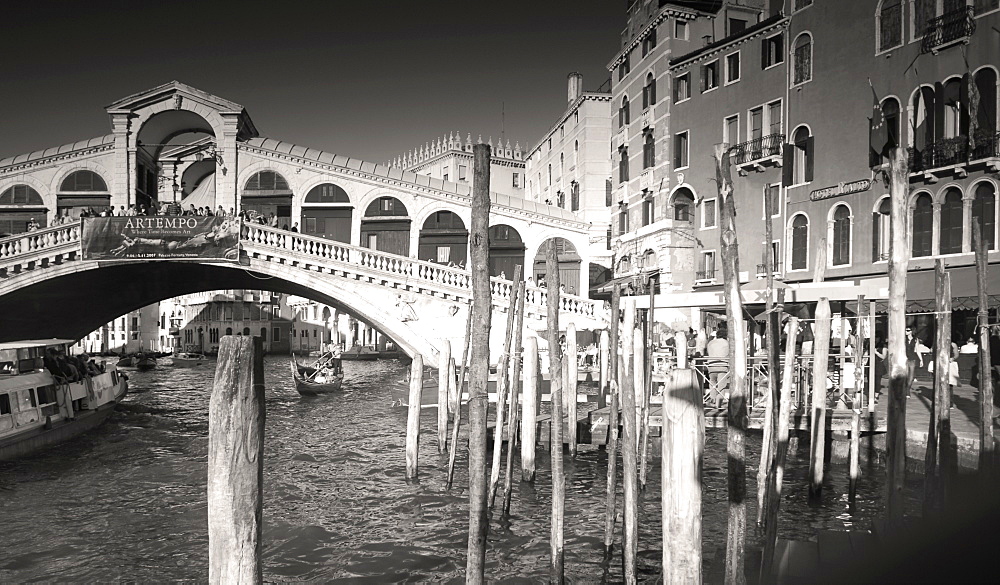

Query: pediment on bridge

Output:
[105, 80, 259, 140]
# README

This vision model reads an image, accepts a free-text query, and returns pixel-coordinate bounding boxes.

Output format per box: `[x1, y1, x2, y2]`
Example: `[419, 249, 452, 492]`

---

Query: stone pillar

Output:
[931, 202, 941, 256]
[110, 113, 131, 209]
[580, 258, 590, 299]
[962, 195, 974, 253]
[410, 224, 421, 260]
[217, 115, 242, 214]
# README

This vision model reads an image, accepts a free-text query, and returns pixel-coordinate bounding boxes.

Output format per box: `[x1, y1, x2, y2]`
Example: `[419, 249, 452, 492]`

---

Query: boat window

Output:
[36, 385, 59, 416]
[19, 357, 41, 374]
[19, 388, 36, 409]
[0, 358, 14, 376]
[0, 394, 11, 415]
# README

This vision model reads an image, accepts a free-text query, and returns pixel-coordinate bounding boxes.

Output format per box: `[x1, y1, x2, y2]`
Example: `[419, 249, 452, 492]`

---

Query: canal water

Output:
[0, 357, 922, 582]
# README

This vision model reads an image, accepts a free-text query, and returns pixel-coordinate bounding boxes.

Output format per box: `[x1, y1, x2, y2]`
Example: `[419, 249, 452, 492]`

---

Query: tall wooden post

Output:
[208, 335, 265, 585]
[447, 306, 474, 489]
[715, 143, 749, 585]
[438, 340, 451, 453]
[974, 223, 995, 474]
[808, 298, 832, 501]
[405, 354, 424, 479]
[640, 274, 656, 488]
[621, 297, 639, 583]
[925, 260, 951, 512]
[599, 329, 610, 409]
[635, 329, 648, 487]
[566, 321, 578, 458]
[603, 284, 622, 552]
[465, 143, 492, 584]
[760, 318, 799, 582]
[936, 264, 953, 504]
[850, 296, 865, 506]
[662, 368, 704, 584]
[502, 278, 527, 515]
[885, 146, 911, 528]
[489, 266, 523, 509]
[522, 336, 539, 482]
[758, 176, 781, 524]
[545, 241, 566, 583]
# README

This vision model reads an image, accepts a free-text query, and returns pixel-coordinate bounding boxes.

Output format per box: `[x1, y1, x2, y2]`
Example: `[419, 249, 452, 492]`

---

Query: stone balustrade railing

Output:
[0, 220, 605, 323]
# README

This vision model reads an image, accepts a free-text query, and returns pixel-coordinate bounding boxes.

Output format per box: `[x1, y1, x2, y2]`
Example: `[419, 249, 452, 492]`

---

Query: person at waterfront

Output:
[905, 326, 924, 397]
[706, 324, 729, 407]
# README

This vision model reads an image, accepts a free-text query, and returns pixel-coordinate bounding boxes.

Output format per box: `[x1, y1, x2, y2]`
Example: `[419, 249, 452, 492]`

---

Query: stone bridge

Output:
[0, 222, 607, 368]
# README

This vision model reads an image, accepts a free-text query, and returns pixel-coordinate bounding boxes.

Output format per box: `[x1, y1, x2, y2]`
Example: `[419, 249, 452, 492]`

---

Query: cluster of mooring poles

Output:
[200, 145, 997, 584]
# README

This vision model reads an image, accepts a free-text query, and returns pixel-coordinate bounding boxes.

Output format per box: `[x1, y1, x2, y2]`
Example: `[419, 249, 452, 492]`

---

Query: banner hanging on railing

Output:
[81, 216, 240, 261]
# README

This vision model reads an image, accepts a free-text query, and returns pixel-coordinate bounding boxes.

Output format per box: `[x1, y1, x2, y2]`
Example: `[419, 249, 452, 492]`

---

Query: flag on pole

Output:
[968, 67, 980, 152]
[869, 80, 890, 159]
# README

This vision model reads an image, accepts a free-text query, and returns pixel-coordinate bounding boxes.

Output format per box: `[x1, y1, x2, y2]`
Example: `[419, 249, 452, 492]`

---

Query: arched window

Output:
[0, 185, 43, 205]
[0, 184, 46, 236]
[225, 327, 233, 336]
[910, 86, 936, 156]
[877, 0, 903, 52]
[243, 170, 292, 227]
[304, 183, 350, 203]
[790, 214, 809, 270]
[643, 73, 656, 109]
[619, 96, 630, 127]
[831, 205, 851, 266]
[560, 152, 564, 175]
[973, 182, 997, 251]
[872, 196, 891, 262]
[573, 140, 579, 167]
[939, 187, 964, 254]
[243, 327, 251, 336]
[672, 189, 694, 221]
[244, 171, 289, 192]
[792, 32, 812, 85]
[643, 132, 655, 169]
[942, 77, 963, 140]
[912, 192, 934, 257]
[788, 126, 813, 185]
[58, 170, 110, 219]
[619, 147, 629, 183]
[972, 68, 998, 160]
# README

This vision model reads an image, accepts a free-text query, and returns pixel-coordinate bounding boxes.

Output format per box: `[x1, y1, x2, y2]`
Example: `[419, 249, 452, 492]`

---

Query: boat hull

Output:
[290, 359, 344, 396]
[171, 355, 208, 367]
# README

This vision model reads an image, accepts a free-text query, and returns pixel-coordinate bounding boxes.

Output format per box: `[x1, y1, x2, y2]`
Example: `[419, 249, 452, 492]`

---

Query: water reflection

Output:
[0, 357, 917, 582]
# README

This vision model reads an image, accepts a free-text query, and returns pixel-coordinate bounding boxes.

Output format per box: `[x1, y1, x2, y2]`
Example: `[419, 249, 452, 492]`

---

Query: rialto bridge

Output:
[0, 82, 608, 366]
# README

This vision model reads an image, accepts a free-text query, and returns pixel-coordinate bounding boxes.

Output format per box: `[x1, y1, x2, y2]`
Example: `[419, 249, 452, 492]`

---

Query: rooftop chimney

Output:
[567, 72, 584, 104]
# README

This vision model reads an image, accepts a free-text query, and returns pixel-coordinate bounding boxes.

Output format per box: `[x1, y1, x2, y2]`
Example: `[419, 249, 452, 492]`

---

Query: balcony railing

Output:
[695, 269, 716, 282]
[921, 6, 975, 53]
[756, 263, 782, 277]
[730, 133, 784, 166]
[971, 130, 1000, 162]
[908, 136, 968, 172]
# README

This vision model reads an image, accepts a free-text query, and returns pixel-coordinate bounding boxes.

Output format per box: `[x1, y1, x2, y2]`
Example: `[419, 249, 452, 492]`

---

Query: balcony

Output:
[755, 263, 783, 279]
[640, 109, 653, 130]
[614, 127, 627, 149]
[909, 131, 1000, 180]
[695, 269, 716, 284]
[640, 169, 654, 191]
[920, 6, 975, 54]
[730, 133, 784, 176]
[971, 131, 1000, 171]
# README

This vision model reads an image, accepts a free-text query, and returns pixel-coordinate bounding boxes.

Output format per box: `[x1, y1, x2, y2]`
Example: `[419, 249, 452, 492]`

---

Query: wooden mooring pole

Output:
[545, 240, 566, 583]
[438, 340, 451, 453]
[661, 367, 704, 584]
[760, 318, 799, 583]
[599, 328, 610, 409]
[621, 297, 639, 583]
[489, 266, 522, 509]
[925, 260, 950, 513]
[465, 142, 492, 584]
[521, 336, 539, 482]
[715, 143, 748, 585]
[405, 354, 424, 479]
[885, 146, 911, 529]
[974, 223, 995, 475]
[447, 305, 474, 489]
[936, 262, 953, 504]
[567, 321, 578, 458]
[808, 298, 832, 501]
[757, 173, 780, 529]
[850, 296, 865, 508]
[639, 275, 655, 489]
[603, 284, 622, 553]
[502, 277, 526, 516]
[208, 335, 265, 585]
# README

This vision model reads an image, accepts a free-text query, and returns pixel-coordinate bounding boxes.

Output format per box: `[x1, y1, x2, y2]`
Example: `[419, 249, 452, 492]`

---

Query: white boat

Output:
[171, 352, 209, 367]
[0, 339, 128, 461]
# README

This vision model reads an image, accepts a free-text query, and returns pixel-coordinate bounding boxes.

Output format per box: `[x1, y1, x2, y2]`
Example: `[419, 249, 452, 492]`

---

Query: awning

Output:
[906, 264, 1000, 302]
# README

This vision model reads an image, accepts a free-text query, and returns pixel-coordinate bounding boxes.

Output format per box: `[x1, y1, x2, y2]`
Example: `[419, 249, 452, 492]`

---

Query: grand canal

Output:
[0, 357, 921, 582]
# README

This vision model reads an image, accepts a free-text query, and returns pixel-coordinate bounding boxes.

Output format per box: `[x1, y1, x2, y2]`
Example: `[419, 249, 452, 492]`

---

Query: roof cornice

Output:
[527, 92, 613, 158]
[606, 5, 705, 72]
[669, 15, 788, 70]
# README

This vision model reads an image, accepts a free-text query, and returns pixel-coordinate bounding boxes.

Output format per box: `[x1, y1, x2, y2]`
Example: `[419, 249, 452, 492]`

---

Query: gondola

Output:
[135, 354, 157, 371]
[290, 353, 344, 396]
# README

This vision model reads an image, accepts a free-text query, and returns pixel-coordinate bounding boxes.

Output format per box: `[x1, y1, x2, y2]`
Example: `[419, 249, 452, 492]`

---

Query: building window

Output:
[787, 126, 813, 185]
[618, 208, 629, 235]
[790, 214, 809, 270]
[702, 60, 719, 92]
[872, 197, 891, 262]
[548, 164, 552, 186]
[619, 147, 629, 183]
[675, 20, 689, 41]
[673, 131, 689, 169]
[768, 101, 783, 136]
[878, 0, 904, 52]
[643, 73, 657, 108]
[913, 0, 936, 38]
[762, 33, 784, 68]
[725, 114, 739, 145]
[725, 51, 741, 84]
[973, 181, 997, 250]
[573, 140, 579, 167]
[617, 53, 631, 80]
[560, 125, 565, 139]
[513, 173, 520, 188]
[642, 27, 657, 56]
[729, 17, 747, 36]
[674, 72, 690, 103]
[642, 197, 653, 226]
[459, 165, 467, 181]
[975, 0, 1000, 15]
[574, 111, 579, 124]
[436, 246, 451, 263]
[619, 95, 630, 127]
[643, 132, 655, 169]
[831, 205, 852, 266]
[673, 189, 695, 221]
[792, 33, 813, 85]
[699, 251, 716, 280]
[764, 184, 780, 217]
[606, 178, 613, 207]
[571, 182, 580, 211]
[703, 198, 717, 229]
[794, 0, 813, 10]
[912, 192, 934, 257]
[749, 106, 764, 141]
[560, 153, 564, 175]
[940, 187, 964, 254]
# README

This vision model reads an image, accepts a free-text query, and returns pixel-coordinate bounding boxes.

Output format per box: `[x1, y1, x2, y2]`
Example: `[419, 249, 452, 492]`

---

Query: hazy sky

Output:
[0, 1, 623, 164]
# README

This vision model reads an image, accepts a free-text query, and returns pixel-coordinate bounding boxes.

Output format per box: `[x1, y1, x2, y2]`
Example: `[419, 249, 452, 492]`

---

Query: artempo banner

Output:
[81, 216, 241, 261]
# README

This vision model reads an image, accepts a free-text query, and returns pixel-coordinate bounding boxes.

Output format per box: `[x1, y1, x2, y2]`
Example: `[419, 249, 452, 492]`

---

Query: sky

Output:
[0, 0, 624, 164]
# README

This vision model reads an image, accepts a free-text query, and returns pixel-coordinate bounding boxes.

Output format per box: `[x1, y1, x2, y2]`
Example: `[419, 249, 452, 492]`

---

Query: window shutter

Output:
[933, 81, 945, 143]
[650, 78, 655, 103]
[804, 136, 815, 183]
[872, 212, 880, 262]
[782, 144, 794, 185]
[700, 66, 707, 92]
[761, 37, 768, 69]
[960, 73, 970, 141]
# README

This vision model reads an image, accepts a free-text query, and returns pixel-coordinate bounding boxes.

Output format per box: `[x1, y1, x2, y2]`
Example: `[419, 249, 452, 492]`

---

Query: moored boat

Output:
[171, 352, 208, 367]
[339, 346, 379, 361]
[0, 339, 128, 461]
[135, 353, 157, 371]
[291, 353, 344, 396]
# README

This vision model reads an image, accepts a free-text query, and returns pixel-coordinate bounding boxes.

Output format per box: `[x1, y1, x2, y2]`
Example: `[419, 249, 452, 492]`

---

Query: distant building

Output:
[390, 132, 526, 199]
[74, 304, 160, 355]
[170, 289, 297, 355]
